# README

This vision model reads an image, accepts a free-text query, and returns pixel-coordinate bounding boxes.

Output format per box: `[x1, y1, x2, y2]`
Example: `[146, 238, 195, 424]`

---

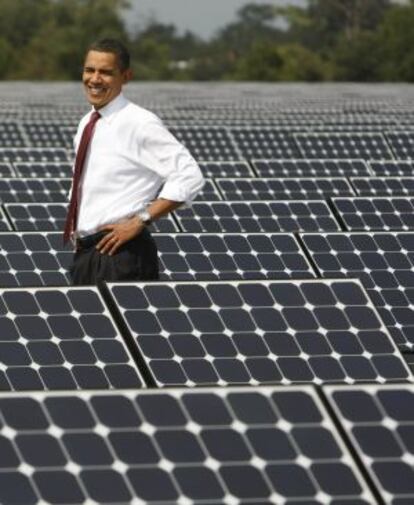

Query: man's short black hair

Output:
[87, 38, 130, 71]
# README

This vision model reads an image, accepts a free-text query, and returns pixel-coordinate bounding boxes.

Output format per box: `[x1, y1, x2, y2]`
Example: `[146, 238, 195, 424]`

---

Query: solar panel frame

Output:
[0, 385, 377, 505]
[0, 162, 16, 177]
[106, 278, 412, 388]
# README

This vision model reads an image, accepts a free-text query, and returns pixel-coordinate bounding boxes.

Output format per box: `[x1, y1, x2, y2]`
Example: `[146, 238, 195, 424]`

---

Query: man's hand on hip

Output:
[96, 217, 144, 255]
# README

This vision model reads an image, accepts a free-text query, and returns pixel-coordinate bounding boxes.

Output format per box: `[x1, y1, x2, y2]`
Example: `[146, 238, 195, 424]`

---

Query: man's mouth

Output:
[87, 86, 106, 96]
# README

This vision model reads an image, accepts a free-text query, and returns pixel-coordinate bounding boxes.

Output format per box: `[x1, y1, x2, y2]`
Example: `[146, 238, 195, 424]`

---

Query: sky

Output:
[125, 0, 306, 40]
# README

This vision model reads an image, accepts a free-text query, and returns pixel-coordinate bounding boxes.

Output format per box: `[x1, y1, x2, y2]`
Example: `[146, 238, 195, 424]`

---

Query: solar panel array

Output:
[0, 82, 413, 503]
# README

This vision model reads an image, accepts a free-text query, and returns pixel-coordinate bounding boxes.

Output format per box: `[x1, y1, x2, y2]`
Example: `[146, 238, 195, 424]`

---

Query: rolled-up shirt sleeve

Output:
[140, 119, 205, 205]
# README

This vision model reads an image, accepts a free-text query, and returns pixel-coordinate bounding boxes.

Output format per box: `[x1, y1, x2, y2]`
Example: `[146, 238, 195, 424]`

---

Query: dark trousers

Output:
[69, 228, 159, 285]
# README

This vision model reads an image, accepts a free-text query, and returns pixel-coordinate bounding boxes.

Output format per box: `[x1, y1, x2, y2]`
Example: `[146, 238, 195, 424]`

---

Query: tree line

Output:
[1, 0, 414, 81]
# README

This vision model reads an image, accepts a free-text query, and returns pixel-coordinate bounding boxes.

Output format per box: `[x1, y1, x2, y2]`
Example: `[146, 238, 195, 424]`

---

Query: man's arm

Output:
[96, 198, 182, 255]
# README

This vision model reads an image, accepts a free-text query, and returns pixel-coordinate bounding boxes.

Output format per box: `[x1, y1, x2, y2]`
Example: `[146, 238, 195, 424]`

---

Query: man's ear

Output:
[123, 68, 133, 83]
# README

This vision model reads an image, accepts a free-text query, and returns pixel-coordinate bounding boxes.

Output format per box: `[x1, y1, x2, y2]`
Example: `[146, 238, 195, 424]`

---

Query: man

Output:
[66, 39, 204, 285]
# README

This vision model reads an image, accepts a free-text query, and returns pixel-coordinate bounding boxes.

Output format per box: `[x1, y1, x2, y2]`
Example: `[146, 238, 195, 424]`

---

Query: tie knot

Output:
[90, 111, 101, 124]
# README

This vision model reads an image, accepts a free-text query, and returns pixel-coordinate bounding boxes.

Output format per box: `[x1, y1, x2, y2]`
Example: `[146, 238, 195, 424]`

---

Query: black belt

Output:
[76, 231, 107, 251]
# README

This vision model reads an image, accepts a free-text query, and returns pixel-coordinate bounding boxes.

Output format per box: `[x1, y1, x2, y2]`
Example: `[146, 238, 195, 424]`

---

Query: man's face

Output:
[82, 50, 130, 109]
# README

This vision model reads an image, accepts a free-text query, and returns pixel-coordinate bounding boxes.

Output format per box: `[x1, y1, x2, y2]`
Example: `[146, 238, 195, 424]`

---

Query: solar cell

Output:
[156, 233, 316, 281]
[14, 162, 72, 178]
[0, 148, 70, 163]
[252, 159, 371, 178]
[199, 160, 254, 178]
[350, 177, 414, 196]
[0, 387, 376, 504]
[0, 287, 145, 391]
[331, 197, 414, 231]
[169, 126, 242, 161]
[4, 204, 178, 233]
[295, 133, 394, 160]
[301, 231, 414, 350]
[229, 128, 301, 159]
[386, 131, 414, 160]
[216, 177, 355, 200]
[369, 160, 414, 177]
[0, 162, 15, 177]
[108, 279, 411, 387]
[174, 201, 341, 233]
[324, 384, 414, 505]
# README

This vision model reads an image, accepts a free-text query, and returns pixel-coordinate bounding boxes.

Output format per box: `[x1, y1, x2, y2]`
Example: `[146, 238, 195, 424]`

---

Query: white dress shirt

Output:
[73, 93, 204, 237]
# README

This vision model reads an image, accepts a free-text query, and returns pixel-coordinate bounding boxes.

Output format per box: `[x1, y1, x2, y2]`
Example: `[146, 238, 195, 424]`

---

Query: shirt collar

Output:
[91, 93, 128, 123]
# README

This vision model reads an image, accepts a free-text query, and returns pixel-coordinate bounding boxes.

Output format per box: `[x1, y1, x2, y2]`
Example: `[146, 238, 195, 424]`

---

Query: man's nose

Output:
[90, 71, 103, 82]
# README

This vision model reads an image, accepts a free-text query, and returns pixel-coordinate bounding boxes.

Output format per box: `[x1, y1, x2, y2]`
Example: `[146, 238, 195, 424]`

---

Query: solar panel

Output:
[0, 386, 376, 504]
[21, 122, 69, 147]
[169, 126, 242, 161]
[0, 122, 26, 147]
[295, 133, 394, 160]
[324, 384, 414, 505]
[0, 179, 70, 203]
[0, 148, 70, 163]
[216, 177, 355, 200]
[156, 233, 316, 281]
[107, 279, 411, 387]
[300, 231, 414, 351]
[14, 162, 72, 178]
[0, 162, 15, 177]
[0, 208, 13, 231]
[331, 197, 414, 231]
[199, 160, 254, 178]
[229, 128, 301, 159]
[4, 204, 178, 233]
[0, 232, 72, 287]
[386, 131, 414, 160]
[369, 160, 414, 176]
[174, 201, 341, 233]
[252, 159, 371, 178]
[350, 177, 414, 196]
[0, 287, 145, 391]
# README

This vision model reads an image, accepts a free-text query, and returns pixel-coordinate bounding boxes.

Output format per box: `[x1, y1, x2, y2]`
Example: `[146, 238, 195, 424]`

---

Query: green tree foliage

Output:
[0, 0, 414, 81]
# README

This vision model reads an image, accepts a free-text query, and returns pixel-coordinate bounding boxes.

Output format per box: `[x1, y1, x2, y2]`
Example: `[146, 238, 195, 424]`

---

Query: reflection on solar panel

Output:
[252, 159, 370, 178]
[301, 231, 414, 351]
[351, 177, 414, 196]
[108, 280, 411, 387]
[0, 162, 15, 177]
[199, 160, 254, 178]
[0, 148, 70, 163]
[156, 233, 316, 281]
[386, 131, 414, 159]
[21, 123, 69, 147]
[217, 177, 355, 200]
[325, 384, 414, 505]
[0, 122, 25, 147]
[0, 232, 71, 287]
[194, 179, 222, 201]
[331, 197, 414, 231]
[0, 387, 376, 505]
[0, 287, 144, 391]
[295, 133, 393, 160]
[230, 128, 301, 159]
[4, 204, 178, 233]
[14, 162, 72, 178]
[175, 201, 341, 233]
[0, 209, 12, 231]
[169, 127, 241, 161]
[369, 160, 414, 176]
[0, 179, 70, 203]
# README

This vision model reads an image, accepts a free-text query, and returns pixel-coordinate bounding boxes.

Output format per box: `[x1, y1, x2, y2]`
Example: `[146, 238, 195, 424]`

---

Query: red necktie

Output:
[63, 111, 101, 244]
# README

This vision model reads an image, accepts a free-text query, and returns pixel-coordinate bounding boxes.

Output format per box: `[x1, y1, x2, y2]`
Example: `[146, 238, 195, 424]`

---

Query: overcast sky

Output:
[125, 0, 306, 39]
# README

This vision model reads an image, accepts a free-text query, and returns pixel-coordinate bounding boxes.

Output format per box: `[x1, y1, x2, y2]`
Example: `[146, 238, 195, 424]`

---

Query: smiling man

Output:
[65, 39, 204, 284]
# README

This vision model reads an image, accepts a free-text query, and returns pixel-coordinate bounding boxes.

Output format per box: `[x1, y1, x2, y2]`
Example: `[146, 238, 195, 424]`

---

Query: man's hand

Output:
[96, 216, 144, 255]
